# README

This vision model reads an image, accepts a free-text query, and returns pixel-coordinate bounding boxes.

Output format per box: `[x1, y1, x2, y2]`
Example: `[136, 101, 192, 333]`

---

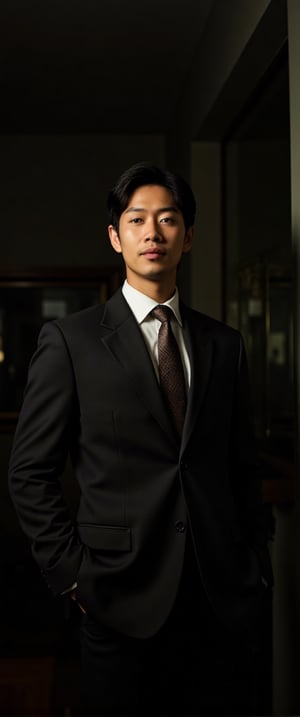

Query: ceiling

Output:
[0, 0, 215, 134]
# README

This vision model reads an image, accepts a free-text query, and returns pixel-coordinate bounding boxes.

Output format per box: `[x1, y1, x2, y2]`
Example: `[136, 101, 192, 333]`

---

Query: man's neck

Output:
[125, 277, 176, 304]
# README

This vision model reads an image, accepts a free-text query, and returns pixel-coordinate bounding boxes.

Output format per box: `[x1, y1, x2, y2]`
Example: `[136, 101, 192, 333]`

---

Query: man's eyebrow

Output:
[124, 206, 179, 214]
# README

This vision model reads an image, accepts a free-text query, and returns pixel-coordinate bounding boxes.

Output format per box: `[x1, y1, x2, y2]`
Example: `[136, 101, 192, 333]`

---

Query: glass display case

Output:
[239, 262, 295, 501]
[0, 266, 122, 430]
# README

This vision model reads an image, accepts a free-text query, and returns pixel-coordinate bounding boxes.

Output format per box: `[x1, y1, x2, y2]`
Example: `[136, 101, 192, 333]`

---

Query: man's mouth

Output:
[141, 249, 165, 257]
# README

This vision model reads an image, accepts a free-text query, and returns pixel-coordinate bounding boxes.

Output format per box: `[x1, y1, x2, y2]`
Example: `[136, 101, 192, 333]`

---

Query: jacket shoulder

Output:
[53, 288, 126, 336]
[182, 304, 241, 341]
[54, 302, 106, 333]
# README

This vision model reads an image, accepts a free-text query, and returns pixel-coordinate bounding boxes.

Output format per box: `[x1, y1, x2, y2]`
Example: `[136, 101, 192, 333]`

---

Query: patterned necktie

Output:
[153, 305, 187, 436]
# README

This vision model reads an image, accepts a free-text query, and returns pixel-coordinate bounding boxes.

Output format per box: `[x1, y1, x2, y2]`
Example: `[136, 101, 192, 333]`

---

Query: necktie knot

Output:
[152, 305, 172, 324]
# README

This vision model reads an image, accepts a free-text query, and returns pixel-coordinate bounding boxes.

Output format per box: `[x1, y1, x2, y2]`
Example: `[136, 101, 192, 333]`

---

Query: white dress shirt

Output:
[122, 280, 191, 390]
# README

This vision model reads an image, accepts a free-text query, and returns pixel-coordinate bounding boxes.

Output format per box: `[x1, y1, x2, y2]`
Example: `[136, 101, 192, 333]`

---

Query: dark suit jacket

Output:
[8, 289, 273, 638]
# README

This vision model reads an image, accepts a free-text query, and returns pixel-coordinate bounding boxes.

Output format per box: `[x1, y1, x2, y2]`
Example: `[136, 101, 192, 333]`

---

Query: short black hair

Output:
[107, 161, 196, 232]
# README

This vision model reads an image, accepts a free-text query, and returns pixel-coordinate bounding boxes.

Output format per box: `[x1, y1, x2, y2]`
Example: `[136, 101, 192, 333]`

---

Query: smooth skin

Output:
[108, 184, 194, 303]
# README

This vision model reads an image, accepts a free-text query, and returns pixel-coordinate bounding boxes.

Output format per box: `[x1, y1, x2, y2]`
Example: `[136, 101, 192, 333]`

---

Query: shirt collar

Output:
[122, 280, 183, 326]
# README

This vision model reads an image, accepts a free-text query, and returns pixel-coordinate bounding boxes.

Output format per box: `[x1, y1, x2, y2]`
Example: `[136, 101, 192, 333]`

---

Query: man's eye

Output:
[160, 216, 174, 224]
[129, 217, 143, 224]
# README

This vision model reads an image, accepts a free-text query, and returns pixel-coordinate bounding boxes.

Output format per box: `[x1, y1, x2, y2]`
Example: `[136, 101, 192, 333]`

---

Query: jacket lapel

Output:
[98, 290, 214, 451]
[180, 305, 214, 452]
[99, 290, 178, 446]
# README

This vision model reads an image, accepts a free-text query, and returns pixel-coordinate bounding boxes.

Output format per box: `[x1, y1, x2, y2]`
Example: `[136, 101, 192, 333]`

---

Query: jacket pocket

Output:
[77, 523, 132, 551]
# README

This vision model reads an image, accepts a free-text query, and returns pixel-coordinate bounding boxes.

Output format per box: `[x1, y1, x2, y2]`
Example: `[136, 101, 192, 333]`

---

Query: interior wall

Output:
[190, 142, 222, 319]
[0, 134, 165, 267]
[169, 0, 285, 140]
[239, 140, 290, 263]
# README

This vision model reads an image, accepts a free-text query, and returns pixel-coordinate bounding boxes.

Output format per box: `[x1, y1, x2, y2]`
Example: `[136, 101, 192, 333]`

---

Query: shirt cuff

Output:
[61, 581, 78, 595]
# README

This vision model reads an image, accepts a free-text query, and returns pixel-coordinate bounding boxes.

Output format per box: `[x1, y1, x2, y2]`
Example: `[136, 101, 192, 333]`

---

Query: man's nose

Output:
[144, 218, 162, 241]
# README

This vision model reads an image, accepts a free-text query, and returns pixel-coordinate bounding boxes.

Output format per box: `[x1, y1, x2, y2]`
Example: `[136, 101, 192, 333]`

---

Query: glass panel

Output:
[267, 275, 294, 459]
[0, 286, 101, 412]
[0, 267, 122, 426]
[224, 54, 295, 497]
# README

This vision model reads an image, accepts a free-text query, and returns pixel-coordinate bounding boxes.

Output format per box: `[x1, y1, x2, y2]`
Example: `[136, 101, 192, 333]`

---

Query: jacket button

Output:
[175, 521, 186, 533]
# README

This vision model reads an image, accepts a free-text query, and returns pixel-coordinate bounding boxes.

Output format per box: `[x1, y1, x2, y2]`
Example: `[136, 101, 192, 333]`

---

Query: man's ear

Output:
[108, 225, 122, 254]
[182, 225, 194, 254]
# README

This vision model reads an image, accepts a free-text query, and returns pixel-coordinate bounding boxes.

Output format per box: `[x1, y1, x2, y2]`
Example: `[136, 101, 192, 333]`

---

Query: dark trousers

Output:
[79, 536, 266, 716]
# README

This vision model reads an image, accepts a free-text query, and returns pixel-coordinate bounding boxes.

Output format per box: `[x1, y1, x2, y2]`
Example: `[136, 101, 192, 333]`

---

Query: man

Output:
[8, 162, 273, 716]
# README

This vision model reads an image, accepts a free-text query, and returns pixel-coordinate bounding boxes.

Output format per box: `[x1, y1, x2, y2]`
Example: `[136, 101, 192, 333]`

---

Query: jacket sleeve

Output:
[8, 320, 83, 595]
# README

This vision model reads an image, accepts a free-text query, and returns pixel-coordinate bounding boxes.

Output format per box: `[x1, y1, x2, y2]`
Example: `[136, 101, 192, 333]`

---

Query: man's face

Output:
[108, 184, 193, 294]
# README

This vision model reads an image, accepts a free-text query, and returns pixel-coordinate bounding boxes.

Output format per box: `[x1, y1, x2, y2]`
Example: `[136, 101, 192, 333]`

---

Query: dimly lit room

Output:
[0, 0, 300, 715]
